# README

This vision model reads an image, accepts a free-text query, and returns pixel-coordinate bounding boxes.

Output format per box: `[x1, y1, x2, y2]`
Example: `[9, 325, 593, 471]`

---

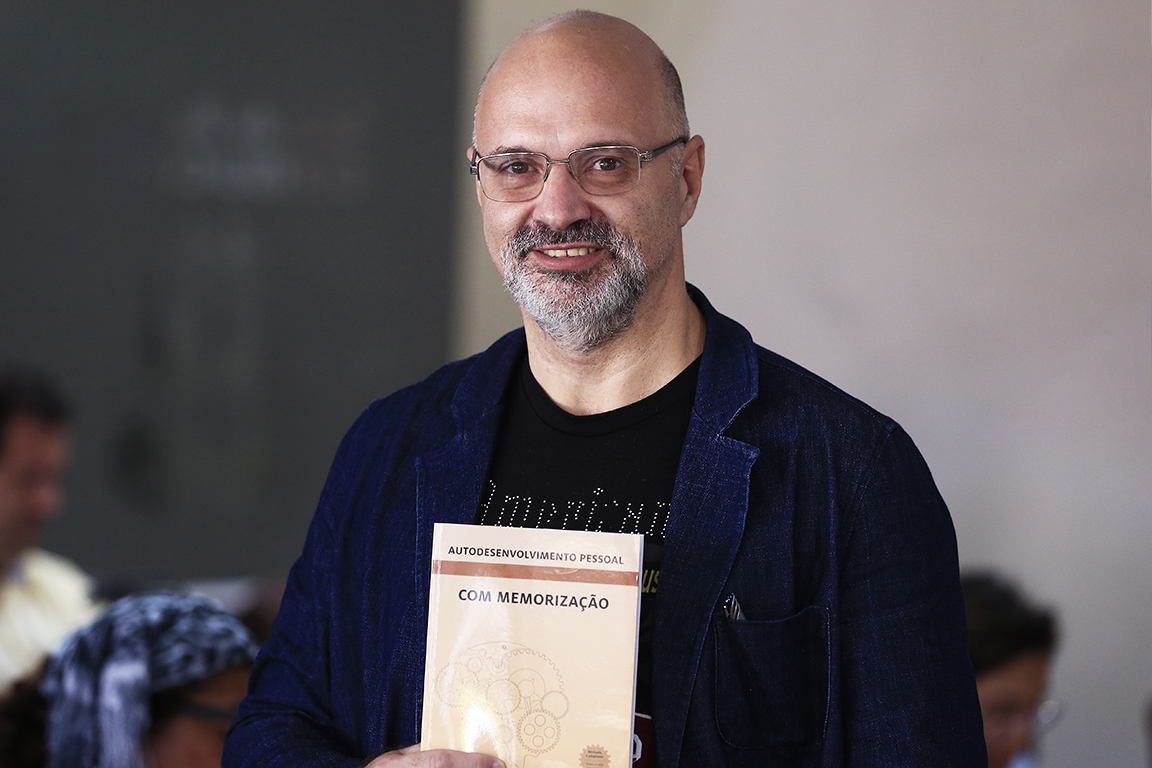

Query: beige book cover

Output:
[421, 522, 643, 768]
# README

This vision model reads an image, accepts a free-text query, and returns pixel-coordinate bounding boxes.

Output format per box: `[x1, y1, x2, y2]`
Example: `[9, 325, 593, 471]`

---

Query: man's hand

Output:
[365, 744, 504, 768]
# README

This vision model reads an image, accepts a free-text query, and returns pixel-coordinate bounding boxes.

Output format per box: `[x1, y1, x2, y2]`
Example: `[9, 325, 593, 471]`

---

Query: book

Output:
[421, 522, 644, 768]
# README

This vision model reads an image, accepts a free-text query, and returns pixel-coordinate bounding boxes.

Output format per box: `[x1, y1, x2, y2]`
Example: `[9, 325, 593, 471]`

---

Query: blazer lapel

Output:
[407, 331, 525, 739]
[654, 285, 760, 768]
[654, 417, 757, 768]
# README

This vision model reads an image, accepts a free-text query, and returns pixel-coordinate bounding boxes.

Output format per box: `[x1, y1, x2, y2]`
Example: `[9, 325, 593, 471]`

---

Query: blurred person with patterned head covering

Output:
[0, 591, 257, 768]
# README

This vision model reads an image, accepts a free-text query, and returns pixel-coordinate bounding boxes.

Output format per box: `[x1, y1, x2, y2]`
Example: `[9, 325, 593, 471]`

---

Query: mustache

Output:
[505, 221, 624, 258]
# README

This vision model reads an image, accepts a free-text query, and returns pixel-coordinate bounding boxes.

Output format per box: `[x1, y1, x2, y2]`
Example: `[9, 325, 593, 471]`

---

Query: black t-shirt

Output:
[476, 352, 699, 718]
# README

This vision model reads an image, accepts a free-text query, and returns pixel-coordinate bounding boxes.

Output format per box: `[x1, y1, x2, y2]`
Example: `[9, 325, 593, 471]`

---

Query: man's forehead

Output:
[477, 47, 666, 152]
[493, 26, 659, 91]
[478, 121, 652, 159]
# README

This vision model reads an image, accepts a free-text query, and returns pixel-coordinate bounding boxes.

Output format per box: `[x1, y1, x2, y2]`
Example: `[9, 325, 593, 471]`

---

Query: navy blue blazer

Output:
[225, 286, 986, 767]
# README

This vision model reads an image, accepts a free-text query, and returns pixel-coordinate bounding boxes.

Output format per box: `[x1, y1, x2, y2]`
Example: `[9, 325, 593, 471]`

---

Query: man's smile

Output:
[529, 243, 608, 272]
[539, 247, 598, 257]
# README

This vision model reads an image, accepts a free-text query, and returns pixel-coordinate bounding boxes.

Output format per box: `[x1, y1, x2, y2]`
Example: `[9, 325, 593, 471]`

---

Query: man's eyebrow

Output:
[487, 140, 639, 156]
[491, 145, 536, 155]
[582, 139, 636, 150]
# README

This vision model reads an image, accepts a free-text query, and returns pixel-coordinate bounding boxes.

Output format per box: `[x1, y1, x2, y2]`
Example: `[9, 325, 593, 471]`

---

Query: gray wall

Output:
[1, 1, 463, 579]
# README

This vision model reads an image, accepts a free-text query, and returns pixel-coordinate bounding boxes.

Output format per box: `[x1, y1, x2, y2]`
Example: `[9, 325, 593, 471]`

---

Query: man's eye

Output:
[497, 159, 536, 175]
[592, 157, 624, 172]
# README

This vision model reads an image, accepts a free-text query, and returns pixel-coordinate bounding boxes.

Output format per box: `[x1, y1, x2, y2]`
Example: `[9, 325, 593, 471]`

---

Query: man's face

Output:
[976, 651, 1052, 768]
[0, 415, 70, 570]
[473, 32, 694, 351]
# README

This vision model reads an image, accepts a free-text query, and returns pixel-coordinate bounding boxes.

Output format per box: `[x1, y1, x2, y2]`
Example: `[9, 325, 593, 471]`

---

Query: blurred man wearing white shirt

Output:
[0, 365, 99, 688]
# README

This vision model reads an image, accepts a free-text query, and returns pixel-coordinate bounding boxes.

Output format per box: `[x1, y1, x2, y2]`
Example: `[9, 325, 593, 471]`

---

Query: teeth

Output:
[542, 247, 594, 257]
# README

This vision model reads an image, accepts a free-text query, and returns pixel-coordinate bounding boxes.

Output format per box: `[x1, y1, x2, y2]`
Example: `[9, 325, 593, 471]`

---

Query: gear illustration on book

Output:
[518, 710, 561, 754]
[434, 641, 566, 753]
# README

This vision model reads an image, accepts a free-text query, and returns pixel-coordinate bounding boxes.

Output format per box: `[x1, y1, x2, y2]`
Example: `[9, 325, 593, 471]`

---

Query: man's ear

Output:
[678, 135, 705, 226]
[467, 146, 485, 207]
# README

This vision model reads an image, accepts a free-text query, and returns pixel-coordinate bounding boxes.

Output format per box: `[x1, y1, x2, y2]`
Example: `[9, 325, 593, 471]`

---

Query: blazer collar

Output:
[447, 284, 760, 437]
[687, 282, 760, 433]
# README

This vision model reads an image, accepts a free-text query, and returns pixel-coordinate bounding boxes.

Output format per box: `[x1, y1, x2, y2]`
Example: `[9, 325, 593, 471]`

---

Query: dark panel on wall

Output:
[0, 1, 462, 578]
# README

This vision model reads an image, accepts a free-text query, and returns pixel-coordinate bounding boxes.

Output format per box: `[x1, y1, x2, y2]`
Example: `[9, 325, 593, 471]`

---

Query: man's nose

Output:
[531, 163, 593, 232]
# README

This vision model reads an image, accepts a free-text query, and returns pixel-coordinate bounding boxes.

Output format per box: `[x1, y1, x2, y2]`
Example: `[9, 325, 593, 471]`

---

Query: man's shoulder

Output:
[11, 548, 92, 590]
[695, 289, 898, 441]
[2, 548, 98, 617]
[0, 549, 100, 686]
[750, 344, 896, 432]
[330, 328, 526, 466]
[693, 284, 899, 437]
[362, 327, 523, 424]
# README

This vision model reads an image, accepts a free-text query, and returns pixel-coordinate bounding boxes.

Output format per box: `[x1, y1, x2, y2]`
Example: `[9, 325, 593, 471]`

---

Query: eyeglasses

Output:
[982, 699, 1063, 741]
[470, 137, 688, 202]
[168, 701, 240, 723]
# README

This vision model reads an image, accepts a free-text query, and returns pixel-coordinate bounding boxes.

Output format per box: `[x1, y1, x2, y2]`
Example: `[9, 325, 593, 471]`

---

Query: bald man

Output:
[226, 12, 985, 768]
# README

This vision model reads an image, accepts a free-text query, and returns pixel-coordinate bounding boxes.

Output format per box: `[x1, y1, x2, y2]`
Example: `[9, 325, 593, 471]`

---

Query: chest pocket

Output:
[713, 604, 830, 749]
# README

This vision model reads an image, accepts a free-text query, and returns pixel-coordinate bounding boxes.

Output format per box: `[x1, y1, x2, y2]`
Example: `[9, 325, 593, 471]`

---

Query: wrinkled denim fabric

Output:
[224, 286, 986, 768]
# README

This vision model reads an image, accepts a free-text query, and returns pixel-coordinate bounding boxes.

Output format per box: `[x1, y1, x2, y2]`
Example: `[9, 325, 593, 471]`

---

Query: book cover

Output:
[421, 522, 644, 768]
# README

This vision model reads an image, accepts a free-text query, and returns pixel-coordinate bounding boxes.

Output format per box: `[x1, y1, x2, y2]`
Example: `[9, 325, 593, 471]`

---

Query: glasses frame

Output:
[168, 700, 241, 723]
[469, 136, 689, 202]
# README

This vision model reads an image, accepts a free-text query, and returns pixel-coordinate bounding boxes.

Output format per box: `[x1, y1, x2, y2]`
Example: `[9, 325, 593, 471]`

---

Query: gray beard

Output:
[499, 222, 649, 353]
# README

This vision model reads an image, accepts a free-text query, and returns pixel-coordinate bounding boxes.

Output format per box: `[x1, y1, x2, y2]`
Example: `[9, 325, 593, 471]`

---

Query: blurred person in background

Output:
[0, 591, 257, 768]
[1144, 695, 1151, 767]
[962, 572, 1060, 768]
[0, 365, 99, 688]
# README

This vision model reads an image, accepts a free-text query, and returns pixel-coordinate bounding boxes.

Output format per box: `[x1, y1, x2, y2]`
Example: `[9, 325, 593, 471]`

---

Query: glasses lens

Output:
[1034, 700, 1062, 736]
[570, 147, 641, 195]
[479, 153, 547, 202]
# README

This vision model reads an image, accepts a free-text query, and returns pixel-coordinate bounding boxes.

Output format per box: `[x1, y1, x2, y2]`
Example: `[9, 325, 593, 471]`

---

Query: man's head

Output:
[0, 366, 72, 573]
[472, 11, 704, 352]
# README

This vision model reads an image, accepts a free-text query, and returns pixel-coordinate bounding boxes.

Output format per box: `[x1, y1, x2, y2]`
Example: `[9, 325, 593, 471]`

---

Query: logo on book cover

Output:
[435, 641, 569, 759]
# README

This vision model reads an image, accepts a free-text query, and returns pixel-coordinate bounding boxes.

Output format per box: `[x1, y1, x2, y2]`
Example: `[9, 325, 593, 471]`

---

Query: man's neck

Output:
[523, 280, 705, 415]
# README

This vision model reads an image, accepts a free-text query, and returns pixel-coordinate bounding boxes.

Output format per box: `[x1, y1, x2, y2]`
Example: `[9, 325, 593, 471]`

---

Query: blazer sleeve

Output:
[222, 397, 399, 768]
[222, 487, 365, 768]
[837, 426, 987, 767]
